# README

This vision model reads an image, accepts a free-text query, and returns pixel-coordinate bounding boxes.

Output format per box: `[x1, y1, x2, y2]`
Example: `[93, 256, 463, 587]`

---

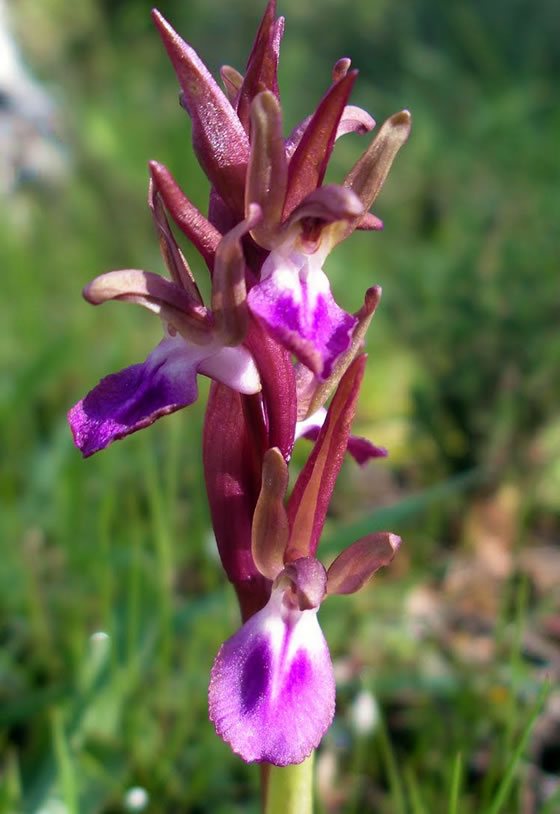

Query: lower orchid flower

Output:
[209, 447, 400, 765]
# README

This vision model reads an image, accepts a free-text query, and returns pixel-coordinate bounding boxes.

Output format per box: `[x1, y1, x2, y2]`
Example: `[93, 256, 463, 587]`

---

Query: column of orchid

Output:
[68, 0, 410, 803]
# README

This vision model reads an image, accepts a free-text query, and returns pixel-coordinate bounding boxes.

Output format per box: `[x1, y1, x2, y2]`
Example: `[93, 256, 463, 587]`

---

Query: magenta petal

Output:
[248, 256, 356, 379]
[295, 407, 387, 464]
[347, 434, 388, 464]
[68, 337, 200, 457]
[209, 592, 335, 765]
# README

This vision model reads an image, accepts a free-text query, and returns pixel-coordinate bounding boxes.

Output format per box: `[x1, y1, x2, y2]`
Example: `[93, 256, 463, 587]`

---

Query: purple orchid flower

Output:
[68, 182, 262, 457]
[209, 359, 401, 764]
[68, 0, 412, 771]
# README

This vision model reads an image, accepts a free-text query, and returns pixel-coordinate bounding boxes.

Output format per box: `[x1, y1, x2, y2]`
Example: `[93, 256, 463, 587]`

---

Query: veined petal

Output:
[209, 588, 335, 766]
[68, 335, 202, 457]
[296, 407, 387, 465]
[247, 250, 356, 379]
[68, 334, 259, 458]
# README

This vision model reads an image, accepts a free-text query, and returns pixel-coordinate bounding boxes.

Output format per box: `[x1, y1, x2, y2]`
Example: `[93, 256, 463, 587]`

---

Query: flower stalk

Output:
[265, 754, 315, 814]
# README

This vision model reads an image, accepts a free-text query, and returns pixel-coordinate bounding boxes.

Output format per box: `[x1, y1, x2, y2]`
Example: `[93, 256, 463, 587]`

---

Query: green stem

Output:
[264, 753, 315, 814]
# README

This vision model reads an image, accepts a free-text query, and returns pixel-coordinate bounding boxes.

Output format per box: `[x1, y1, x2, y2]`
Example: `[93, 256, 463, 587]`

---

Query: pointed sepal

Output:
[302, 285, 382, 418]
[326, 532, 401, 595]
[236, 0, 284, 130]
[148, 178, 202, 302]
[149, 161, 221, 273]
[338, 109, 411, 243]
[286, 356, 366, 560]
[251, 448, 290, 581]
[83, 269, 213, 345]
[212, 204, 262, 346]
[244, 318, 298, 461]
[152, 10, 249, 215]
[283, 71, 358, 216]
[245, 91, 288, 249]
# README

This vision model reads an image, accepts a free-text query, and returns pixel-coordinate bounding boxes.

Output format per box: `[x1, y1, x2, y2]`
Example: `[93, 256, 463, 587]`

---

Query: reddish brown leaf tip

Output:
[332, 57, 352, 82]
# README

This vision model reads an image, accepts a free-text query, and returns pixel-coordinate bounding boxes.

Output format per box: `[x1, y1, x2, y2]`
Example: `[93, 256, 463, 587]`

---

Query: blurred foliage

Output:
[1, 0, 559, 812]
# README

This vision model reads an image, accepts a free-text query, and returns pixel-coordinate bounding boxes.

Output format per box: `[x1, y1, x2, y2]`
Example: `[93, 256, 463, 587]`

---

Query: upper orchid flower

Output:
[151, 7, 410, 382]
[68, 181, 262, 457]
[246, 180, 363, 380]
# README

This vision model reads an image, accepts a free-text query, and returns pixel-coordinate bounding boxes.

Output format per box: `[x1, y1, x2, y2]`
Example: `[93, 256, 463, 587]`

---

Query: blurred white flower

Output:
[0, 0, 67, 194]
[36, 799, 68, 814]
[349, 689, 379, 735]
[124, 786, 150, 811]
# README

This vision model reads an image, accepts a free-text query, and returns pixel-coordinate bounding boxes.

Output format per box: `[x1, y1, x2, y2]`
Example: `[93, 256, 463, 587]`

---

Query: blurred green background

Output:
[1, 0, 559, 812]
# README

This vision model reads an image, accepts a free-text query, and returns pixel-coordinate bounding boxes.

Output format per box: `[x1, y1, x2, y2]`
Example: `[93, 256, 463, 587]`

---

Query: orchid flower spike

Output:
[67, 0, 411, 772]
